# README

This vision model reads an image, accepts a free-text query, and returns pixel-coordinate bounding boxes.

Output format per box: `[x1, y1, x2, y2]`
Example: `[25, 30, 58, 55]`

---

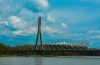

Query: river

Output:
[0, 56, 100, 65]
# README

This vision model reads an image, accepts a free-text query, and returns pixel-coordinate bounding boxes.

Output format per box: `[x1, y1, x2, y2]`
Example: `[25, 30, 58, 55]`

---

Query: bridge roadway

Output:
[10, 44, 100, 56]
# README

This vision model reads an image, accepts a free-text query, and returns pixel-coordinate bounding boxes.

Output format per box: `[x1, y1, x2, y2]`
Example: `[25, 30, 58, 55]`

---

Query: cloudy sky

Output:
[0, 0, 100, 48]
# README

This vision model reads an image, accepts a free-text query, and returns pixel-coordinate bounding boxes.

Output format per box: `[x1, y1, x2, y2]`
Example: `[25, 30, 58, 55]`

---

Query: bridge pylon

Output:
[34, 16, 43, 51]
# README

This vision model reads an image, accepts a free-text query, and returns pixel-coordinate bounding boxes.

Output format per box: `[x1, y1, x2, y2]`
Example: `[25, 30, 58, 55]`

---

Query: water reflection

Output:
[34, 57, 43, 65]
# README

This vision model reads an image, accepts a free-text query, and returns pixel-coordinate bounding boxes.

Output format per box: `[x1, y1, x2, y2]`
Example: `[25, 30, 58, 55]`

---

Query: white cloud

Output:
[96, 35, 100, 38]
[61, 23, 68, 28]
[9, 16, 26, 29]
[9, 16, 38, 35]
[0, 21, 9, 26]
[88, 30, 100, 34]
[32, 0, 49, 9]
[10, 16, 21, 23]
[43, 26, 58, 33]
[13, 27, 37, 35]
[36, 0, 49, 8]
[47, 14, 55, 23]
[43, 26, 65, 34]
[69, 33, 87, 36]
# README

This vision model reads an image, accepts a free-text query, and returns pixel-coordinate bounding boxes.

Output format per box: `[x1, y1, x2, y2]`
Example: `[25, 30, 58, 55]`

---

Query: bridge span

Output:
[10, 44, 100, 56]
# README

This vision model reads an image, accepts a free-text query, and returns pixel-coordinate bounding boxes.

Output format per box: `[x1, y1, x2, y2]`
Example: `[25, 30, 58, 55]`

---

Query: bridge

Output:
[7, 16, 100, 56]
[10, 44, 100, 56]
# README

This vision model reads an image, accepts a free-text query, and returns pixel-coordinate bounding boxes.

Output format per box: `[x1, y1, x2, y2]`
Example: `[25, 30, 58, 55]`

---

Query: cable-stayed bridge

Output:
[6, 17, 99, 56]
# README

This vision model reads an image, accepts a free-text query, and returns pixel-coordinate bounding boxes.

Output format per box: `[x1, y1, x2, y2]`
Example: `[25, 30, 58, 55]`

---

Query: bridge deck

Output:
[10, 44, 100, 56]
[14, 44, 88, 51]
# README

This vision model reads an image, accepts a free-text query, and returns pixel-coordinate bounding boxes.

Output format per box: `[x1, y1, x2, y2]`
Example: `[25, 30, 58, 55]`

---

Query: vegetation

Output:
[0, 43, 36, 56]
[0, 43, 13, 56]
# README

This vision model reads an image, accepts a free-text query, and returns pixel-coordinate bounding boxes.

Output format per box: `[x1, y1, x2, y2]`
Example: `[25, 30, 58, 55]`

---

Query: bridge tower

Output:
[35, 17, 43, 50]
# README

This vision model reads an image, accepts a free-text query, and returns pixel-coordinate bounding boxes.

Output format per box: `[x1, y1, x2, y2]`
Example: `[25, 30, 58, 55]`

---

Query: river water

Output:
[0, 56, 100, 65]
